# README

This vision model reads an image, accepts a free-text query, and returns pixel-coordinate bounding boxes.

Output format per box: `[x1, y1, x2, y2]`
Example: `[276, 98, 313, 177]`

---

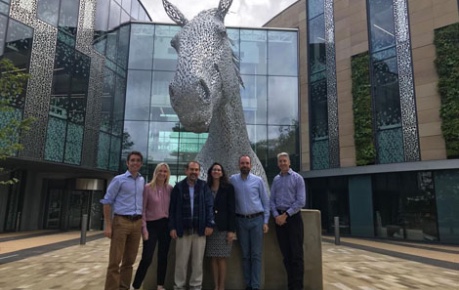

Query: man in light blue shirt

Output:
[230, 155, 269, 290]
[270, 152, 306, 290]
[100, 151, 145, 290]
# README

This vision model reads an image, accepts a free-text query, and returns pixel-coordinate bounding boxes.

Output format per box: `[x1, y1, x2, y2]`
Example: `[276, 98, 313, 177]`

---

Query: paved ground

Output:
[0, 232, 457, 289]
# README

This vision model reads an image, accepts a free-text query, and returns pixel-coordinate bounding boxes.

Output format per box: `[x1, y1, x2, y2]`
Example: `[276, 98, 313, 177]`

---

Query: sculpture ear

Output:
[162, 0, 189, 26]
[217, 0, 233, 20]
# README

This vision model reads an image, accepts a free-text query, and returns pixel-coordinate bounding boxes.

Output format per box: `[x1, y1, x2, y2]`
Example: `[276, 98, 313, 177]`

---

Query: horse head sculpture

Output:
[163, 0, 269, 188]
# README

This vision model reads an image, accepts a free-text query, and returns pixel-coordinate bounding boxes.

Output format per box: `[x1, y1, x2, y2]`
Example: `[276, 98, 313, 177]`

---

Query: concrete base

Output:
[142, 209, 322, 289]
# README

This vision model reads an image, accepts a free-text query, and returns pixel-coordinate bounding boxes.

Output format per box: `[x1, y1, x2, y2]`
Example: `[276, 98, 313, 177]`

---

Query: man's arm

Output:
[103, 204, 113, 238]
[204, 183, 215, 236]
[288, 173, 306, 216]
[169, 185, 179, 239]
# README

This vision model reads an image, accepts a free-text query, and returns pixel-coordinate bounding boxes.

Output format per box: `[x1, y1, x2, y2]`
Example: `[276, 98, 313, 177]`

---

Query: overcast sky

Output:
[142, 0, 298, 27]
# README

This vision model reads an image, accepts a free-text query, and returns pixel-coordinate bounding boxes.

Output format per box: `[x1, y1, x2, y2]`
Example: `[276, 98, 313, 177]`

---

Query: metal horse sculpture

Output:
[163, 0, 268, 186]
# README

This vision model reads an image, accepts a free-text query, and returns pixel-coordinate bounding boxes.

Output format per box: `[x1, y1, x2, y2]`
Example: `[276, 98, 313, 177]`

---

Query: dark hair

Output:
[186, 160, 200, 170]
[207, 162, 229, 187]
[239, 154, 251, 164]
[127, 151, 143, 162]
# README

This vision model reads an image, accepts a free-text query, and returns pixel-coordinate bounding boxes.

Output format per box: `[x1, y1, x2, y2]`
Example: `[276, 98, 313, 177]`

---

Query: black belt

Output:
[115, 214, 142, 221]
[236, 212, 263, 219]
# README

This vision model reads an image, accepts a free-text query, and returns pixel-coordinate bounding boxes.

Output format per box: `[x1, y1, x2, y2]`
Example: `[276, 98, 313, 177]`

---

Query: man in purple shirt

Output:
[100, 151, 145, 290]
[269, 152, 306, 290]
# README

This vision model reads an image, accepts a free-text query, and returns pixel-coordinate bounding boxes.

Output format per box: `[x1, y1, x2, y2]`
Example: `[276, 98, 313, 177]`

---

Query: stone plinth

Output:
[143, 210, 322, 289]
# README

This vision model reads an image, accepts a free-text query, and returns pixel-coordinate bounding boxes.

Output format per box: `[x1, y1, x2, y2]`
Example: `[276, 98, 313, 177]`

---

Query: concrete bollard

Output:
[143, 209, 323, 290]
[80, 214, 88, 245]
[334, 216, 340, 245]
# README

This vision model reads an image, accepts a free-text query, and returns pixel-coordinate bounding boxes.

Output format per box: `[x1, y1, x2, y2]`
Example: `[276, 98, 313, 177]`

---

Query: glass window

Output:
[240, 74, 267, 125]
[310, 79, 328, 138]
[150, 71, 176, 121]
[37, 0, 59, 26]
[368, 0, 396, 52]
[94, 0, 109, 32]
[59, 0, 80, 37]
[374, 82, 401, 127]
[121, 10, 129, 25]
[45, 116, 66, 162]
[105, 30, 118, 62]
[109, 135, 122, 170]
[125, 70, 152, 120]
[121, 0, 131, 13]
[0, 1, 9, 15]
[97, 132, 111, 169]
[117, 24, 130, 69]
[113, 74, 126, 135]
[122, 121, 149, 157]
[247, 124, 268, 168]
[153, 25, 180, 71]
[240, 29, 267, 75]
[4, 19, 33, 70]
[0, 14, 7, 56]
[308, 0, 324, 20]
[64, 123, 83, 164]
[71, 50, 90, 95]
[129, 24, 154, 69]
[130, 0, 139, 20]
[52, 42, 73, 96]
[227, 28, 239, 59]
[267, 76, 298, 125]
[268, 31, 298, 76]
[372, 57, 398, 86]
[147, 121, 180, 163]
[108, 1, 121, 30]
[435, 170, 459, 243]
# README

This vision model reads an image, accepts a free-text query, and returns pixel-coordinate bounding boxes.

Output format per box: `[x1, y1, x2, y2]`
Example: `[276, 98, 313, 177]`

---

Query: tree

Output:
[0, 58, 34, 185]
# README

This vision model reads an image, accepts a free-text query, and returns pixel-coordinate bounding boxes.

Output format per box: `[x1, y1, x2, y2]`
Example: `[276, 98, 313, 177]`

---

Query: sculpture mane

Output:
[163, 0, 269, 188]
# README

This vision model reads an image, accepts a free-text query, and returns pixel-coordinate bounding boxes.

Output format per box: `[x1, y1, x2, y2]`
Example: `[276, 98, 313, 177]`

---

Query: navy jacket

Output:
[168, 178, 215, 237]
[212, 183, 236, 232]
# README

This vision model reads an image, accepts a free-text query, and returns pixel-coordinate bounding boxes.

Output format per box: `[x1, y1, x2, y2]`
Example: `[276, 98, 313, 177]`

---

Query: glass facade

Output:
[123, 24, 299, 182]
[367, 0, 404, 163]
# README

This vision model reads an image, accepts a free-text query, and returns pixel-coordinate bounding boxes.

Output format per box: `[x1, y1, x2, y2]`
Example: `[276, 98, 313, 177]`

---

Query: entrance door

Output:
[68, 191, 91, 230]
[45, 189, 63, 229]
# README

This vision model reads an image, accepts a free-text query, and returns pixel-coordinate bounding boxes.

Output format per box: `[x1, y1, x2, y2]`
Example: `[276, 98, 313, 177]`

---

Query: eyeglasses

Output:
[212, 168, 222, 172]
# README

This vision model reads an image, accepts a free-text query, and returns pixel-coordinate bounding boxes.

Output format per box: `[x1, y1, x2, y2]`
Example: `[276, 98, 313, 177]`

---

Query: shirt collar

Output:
[125, 170, 142, 178]
[279, 168, 293, 176]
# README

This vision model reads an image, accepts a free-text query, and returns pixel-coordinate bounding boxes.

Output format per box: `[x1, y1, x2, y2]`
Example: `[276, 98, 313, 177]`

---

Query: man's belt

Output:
[115, 214, 142, 221]
[236, 212, 263, 219]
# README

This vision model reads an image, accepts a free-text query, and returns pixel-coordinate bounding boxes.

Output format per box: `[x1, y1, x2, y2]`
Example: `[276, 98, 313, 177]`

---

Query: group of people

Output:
[100, 151, 306, 290]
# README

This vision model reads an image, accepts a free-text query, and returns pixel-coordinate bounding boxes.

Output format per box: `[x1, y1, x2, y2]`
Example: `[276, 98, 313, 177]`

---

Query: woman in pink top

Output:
[132, 163, 173, 290]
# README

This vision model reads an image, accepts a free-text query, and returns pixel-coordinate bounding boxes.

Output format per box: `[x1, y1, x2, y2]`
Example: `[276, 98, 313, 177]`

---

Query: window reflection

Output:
[129, 24, 154, 69]
[147, 122, 180, 163]
[123, 121, 149, 159]
[240, 30, 267, 75]
[0, 15, 7, 56]
[4, 19, 33, 70]
[151, 71, 176, 121]
[267, 76, 298, 125]
[37, 0, 59, 26]
[308, 0, 324, 20]
[153, 25, 180, 71]
[58, 0, 80, 38]
[369, 0, 396, 52]
[240, 75, 267, 124]
[268, 31, 298, 76]
[125, 70, 151, 120]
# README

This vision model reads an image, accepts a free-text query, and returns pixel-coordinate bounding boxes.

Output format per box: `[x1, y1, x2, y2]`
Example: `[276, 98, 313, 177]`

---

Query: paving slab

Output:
[0, 237, 457, 290]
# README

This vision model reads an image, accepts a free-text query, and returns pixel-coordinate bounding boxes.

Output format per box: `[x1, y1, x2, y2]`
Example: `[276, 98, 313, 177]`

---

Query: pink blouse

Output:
[142, 184, 173, 232]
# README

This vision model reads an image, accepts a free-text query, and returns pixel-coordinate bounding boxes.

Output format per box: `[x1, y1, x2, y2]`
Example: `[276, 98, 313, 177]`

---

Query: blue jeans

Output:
[236, 215, 264, 289]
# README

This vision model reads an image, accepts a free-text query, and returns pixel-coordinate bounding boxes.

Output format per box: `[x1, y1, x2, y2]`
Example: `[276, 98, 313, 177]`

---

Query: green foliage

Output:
[0, 58, 35, 185]
[351, 52, 376, 165]
[434, 23, 459, 159]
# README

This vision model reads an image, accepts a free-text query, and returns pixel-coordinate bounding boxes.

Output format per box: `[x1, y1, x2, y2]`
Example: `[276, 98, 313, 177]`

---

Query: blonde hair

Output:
[148, 162, 170, 188]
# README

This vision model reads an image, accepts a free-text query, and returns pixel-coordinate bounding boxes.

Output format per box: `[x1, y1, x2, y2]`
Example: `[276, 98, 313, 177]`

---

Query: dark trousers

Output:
[275, 213, 304, 290]
[132, 218, 171, 288]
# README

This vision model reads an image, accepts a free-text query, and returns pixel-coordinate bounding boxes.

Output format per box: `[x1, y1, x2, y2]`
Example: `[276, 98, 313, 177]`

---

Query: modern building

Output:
[0, 1, 299, 233]
[1, 0, 458, 245]
[265, 0, 459, 243]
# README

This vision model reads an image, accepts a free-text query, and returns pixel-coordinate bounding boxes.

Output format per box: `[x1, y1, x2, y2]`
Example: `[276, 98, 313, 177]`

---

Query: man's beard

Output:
[240, 167, 250, 174]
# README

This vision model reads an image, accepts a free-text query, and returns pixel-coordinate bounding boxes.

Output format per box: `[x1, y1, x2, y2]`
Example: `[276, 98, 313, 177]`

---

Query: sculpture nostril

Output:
[199, 79, 210, 100]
